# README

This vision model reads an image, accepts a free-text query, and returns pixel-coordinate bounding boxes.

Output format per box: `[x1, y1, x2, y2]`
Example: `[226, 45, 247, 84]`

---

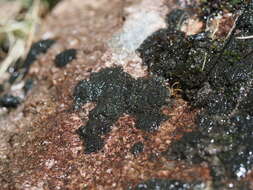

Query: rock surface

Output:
[0, 0, 252, 189]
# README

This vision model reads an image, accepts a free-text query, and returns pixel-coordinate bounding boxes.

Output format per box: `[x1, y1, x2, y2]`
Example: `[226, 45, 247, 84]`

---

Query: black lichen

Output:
[0, 84, 4, 93]
[131, 142, 144, 156]
[139, 1, 253, 188]
[23, 78, 34, 94]
[24, 39, 55, 70]
[0, 94, 21, 108]
[236, 2, 253, 35]
[137, 27, 221, 98]
[8, 59, 23, 84]
[54, 49, 77, 68]
[0, 39, 55, 110]
[164, 131, 207, 165]
[74, 67, 169, 154]
[137, 29, 191, 84]
[133, 179, 204, 190]
[6, 39, 55, 85]
[196, 0, 245, 20]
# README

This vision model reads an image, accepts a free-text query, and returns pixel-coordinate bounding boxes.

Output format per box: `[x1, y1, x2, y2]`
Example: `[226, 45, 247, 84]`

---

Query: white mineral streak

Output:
[104, 0, 167, 78]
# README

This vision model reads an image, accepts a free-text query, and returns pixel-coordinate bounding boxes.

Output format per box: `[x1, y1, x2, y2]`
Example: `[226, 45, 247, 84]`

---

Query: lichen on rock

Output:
[138, 1, 253, 188]
[74, 67, 170, 153]
[133, 178, 205, 190]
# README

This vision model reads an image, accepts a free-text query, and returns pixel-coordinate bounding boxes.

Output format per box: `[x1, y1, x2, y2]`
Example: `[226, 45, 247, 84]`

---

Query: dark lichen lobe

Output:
[0, 94, 21, 108]
[131, 142, 144, 156]
[55, 49, 77, 67]
[74, 67, 169, 154]
[24, 39, 55, 69]
[133, 179, 204, 190]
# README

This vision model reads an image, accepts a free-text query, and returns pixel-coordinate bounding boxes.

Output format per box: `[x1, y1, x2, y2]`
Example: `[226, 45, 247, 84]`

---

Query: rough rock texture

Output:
[1, 0, 252, 189]
[133, 178, 205, 190]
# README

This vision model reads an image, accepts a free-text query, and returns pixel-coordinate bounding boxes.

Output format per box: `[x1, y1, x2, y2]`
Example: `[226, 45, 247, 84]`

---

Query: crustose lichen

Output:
[74, 67, 170, 153]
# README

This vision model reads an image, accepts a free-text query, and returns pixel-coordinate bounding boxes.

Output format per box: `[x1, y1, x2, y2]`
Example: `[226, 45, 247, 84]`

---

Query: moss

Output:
[74, 67, 169, 153]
